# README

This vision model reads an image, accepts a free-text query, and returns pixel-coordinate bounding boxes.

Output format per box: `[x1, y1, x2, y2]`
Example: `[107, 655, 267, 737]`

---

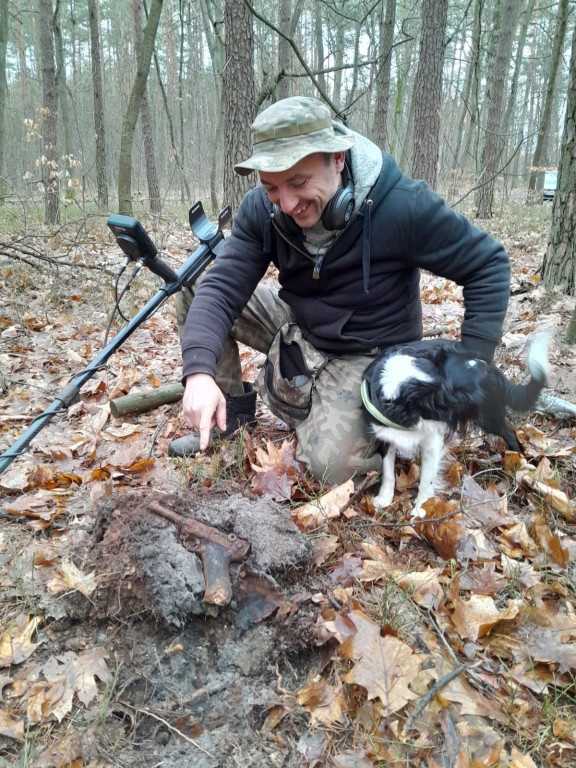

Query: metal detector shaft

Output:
[0, 202, 230, 476]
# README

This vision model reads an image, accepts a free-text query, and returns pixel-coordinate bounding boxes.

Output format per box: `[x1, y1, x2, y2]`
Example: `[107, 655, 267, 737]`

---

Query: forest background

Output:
[2, 2, 576, 767]
[0, 0, 571, 226]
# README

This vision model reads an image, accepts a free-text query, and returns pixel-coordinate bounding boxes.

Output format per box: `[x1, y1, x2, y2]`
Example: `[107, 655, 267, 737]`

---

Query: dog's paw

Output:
[410, 505, 427, 519]
[373, 491, 394, 508]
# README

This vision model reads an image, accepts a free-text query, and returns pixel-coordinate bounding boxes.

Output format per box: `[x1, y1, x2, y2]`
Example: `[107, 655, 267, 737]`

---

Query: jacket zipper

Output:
[271, 211, 357, 284]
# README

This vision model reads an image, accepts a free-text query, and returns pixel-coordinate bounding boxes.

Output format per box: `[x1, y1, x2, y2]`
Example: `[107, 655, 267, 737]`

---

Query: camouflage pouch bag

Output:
[256, 322, 329, 428]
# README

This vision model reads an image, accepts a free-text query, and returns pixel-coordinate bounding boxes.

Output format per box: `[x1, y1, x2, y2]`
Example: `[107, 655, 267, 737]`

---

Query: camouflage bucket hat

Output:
[234, 96, 356, 176]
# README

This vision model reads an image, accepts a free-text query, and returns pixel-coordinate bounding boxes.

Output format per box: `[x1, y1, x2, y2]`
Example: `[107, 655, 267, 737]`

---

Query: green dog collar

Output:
[360, 379, 412, 431]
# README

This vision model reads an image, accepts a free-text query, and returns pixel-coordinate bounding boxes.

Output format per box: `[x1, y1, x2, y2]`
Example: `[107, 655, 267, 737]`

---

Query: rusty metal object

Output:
[147, 501, 250, 606]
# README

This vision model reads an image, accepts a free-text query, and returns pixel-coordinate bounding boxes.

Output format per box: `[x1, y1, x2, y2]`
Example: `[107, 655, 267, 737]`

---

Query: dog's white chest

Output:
[372, 419, 449, 459]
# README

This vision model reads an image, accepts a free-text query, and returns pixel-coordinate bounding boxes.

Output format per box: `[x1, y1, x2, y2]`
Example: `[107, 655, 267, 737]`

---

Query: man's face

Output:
[259, 151, 345, 228]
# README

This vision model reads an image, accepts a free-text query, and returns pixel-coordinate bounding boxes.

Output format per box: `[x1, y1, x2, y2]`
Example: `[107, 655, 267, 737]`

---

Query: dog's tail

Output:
[505, 332, 550, 412]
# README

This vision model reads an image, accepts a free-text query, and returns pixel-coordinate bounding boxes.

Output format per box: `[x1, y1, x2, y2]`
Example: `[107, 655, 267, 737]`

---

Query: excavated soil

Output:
[59, 483, 325, 767]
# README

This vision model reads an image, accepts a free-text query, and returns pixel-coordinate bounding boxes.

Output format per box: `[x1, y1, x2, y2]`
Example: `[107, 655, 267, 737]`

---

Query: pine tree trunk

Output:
[39, 0, 60, 225]
[372, 0, 396, 152]
[54, 0, 75, 183]
[117, 0, 163, 216]
[527, 0, 569, 202]
[134, 0, 161, 215]
[542, 22, 576, 297]
[222, 0, 255, 212]
[88, 0, 108, 207]
[476, 0, 521, 218]
[411, 0, 447, 187]
[0, 0, 8, 203]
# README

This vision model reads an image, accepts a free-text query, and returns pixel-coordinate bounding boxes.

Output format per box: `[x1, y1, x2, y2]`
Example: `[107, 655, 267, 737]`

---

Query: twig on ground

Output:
[118, 699, 215, 757]
[353, 505, 463, 529]
[339, 471, 379, 516]
[404, 664, 464, 732]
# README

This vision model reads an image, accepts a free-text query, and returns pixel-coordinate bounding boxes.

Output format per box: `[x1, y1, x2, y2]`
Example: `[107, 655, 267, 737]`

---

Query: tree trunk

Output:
[277, 0, 293, 99]
[476, 0, 521, 218]
[87, 0, 108, 207]
[53, 3, 71, 158]
[200, 0, 225, 212]
[542, 21, 576, 298]
[449, 0, 482, 194]
[134, 0, 161, 215]
[39, 0, 60, 225]
[411, 0, 447, 187]
[0, 0, 8, 203]
[527, 0, 569, 202]
[117, 0, 163, 216]
[503, 0, 536, 195]
[223, 0, 255, 212]
[371, 0, 396, 152]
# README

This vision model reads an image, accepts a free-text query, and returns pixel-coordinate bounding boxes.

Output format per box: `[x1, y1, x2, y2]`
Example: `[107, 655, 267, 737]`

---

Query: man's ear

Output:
[333, 152, 346, 172]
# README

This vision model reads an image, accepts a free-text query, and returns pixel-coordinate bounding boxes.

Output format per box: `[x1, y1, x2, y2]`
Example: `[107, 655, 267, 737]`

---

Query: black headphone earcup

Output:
[321, 183, 355, 230]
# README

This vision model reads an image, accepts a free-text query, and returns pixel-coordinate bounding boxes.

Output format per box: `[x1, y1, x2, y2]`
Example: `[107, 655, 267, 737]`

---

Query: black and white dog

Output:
[361, 336, 549, 518]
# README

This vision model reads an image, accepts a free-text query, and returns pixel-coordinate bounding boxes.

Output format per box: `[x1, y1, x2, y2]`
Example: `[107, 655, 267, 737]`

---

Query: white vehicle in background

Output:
[543, 170, 558, 202]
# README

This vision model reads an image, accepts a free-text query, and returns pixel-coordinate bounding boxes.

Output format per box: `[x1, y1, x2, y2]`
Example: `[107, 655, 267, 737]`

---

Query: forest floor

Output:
[0, 203, 576, 768]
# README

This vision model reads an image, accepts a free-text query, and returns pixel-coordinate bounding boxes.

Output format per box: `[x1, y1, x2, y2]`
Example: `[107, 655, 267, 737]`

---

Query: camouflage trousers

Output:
[174, 279, 381, 485]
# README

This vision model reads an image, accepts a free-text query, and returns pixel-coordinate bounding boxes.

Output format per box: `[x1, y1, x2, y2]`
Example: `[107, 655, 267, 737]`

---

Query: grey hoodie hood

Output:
[334, 121, 383, 212]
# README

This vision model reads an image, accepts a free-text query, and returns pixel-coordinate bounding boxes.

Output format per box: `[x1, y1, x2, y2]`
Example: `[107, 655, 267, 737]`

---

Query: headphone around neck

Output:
[272, 161, 355, 233]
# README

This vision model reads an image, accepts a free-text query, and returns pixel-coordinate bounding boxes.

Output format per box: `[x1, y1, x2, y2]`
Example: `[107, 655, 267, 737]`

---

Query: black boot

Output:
[168, 382, 257, 457]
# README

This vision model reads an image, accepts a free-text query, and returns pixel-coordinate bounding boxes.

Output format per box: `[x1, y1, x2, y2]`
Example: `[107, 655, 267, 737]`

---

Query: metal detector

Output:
[0, 202, 231, 476]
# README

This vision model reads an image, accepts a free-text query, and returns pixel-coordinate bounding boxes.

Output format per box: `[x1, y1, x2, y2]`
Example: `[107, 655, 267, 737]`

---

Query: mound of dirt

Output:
[62, 484, 322, 767]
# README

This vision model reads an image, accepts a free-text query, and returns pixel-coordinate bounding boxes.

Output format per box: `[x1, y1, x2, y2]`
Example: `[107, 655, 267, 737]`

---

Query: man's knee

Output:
[296, 432, 381, 485]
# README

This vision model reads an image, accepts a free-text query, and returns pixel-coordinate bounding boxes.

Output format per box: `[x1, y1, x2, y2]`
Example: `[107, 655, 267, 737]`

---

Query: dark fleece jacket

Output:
[181, 152, 510, 381]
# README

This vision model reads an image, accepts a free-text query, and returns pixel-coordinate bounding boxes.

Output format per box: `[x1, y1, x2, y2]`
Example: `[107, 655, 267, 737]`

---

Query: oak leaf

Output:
[0, 709, 24, 741]
[250, 439, 301, 501]
[0, 613, 41, 667]
[46, 559, 97, 597]
[340, 610, 421, 715]
[451, 595, 520, 641]
[297, 677, 346, 726]
[292, 480, 354, 530]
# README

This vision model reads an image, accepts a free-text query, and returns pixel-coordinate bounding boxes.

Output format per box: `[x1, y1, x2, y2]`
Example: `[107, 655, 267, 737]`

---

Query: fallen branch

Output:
[0, 241, 116, 275]
[338, 471, 379, 516]
[110, 382, 184, 418]
[404, 665, 464, 732]
[536, 392, 576, 419]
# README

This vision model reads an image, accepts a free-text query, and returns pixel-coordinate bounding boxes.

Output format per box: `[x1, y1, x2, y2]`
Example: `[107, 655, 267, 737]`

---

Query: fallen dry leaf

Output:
[297, 677, 347, 726]
[0, 613, 42, 667]
[340, 609, 421, 715]
[292, 480, 354, 530]
[0, 709, 24, 741]
[46, 559, 98, 597]
[250, 439, 301, 501]
[451, 595, 520, 641]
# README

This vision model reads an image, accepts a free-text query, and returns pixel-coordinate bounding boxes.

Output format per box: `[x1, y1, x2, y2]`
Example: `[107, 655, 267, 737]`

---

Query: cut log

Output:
[536, 393, 576, 419]
[110, 382, 184, 418]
